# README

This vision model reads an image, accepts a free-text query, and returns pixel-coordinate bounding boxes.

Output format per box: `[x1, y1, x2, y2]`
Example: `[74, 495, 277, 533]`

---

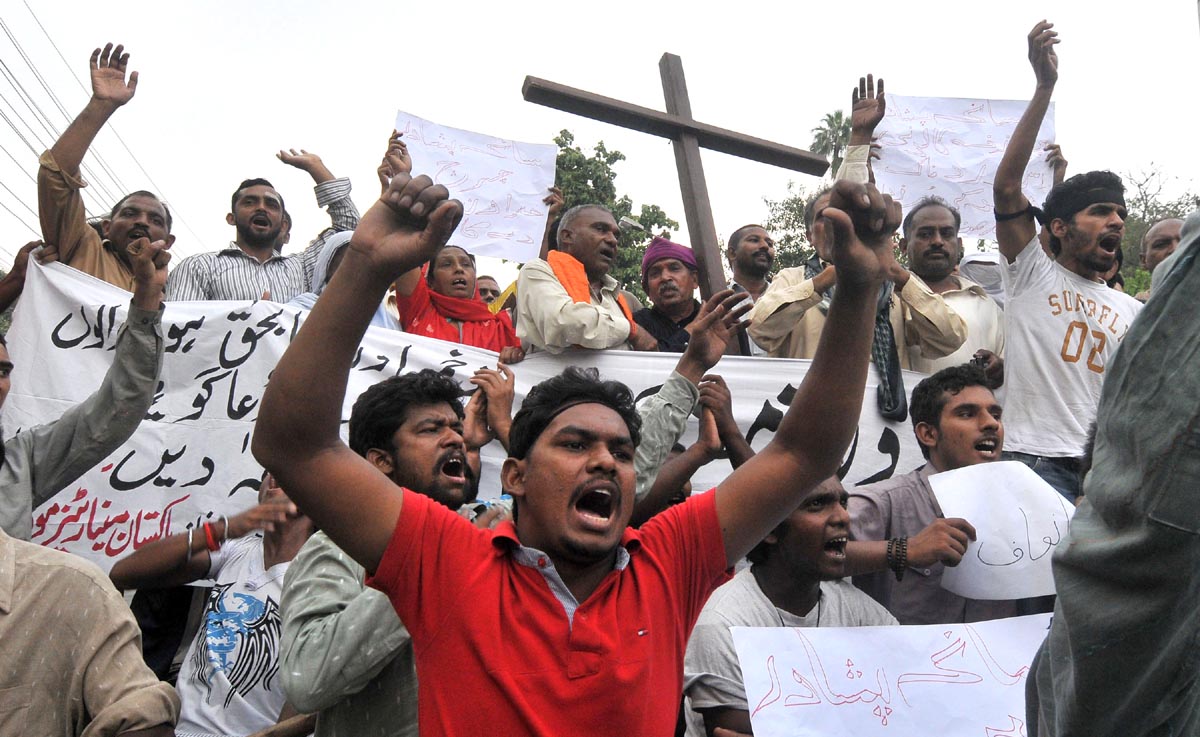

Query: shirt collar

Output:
[491, 520, 641, 569]
[220, 242, 288, 262]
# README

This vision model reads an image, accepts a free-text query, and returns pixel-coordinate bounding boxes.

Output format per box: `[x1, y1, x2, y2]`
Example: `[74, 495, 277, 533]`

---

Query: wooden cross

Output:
[523, 53, 829, 298]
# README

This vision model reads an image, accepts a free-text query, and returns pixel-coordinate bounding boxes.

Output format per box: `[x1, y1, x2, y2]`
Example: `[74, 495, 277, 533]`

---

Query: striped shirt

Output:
[165, 178, 359, 302]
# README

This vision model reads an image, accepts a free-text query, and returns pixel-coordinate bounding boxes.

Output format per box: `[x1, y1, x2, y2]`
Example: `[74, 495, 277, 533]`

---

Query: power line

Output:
[20, 2, 207, 249]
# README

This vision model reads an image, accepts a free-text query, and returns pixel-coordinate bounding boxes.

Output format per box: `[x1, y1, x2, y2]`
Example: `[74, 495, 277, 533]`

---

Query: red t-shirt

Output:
[367, 488, 731, 736]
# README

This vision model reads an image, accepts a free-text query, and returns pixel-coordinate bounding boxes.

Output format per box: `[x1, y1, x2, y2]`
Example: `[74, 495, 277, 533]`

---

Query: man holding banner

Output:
[253, 167, 901, 735]
[0, 236, 169, 541]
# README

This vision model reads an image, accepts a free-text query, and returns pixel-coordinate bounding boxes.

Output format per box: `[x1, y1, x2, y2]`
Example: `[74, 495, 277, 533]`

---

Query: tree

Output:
[810, 111, 850, 176]
[552, 130, 679, 304]
[762, 180, 820, 272]
[1119, 168, 1198, 295]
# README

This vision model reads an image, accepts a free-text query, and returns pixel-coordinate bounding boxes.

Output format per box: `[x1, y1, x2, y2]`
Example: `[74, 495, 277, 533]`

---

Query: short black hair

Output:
[901, 196, 961, 239]
[508, 366, 642, 460]
[803, 186, 834, 237]
[727, 224, 765, 256]
[109, 191, 173, 232]
[909, 364, 992, 459]
[231, 178, 284, 214]
[1042, 170, 1125, 256]
[348, 370, 465, 457]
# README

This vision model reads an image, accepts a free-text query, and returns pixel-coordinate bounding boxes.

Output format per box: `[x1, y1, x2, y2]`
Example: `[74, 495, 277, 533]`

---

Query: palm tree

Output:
[810, 110, 850, 177]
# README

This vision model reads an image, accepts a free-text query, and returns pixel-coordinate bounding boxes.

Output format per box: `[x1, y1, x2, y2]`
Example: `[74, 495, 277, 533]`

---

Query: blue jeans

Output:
[1002, 450, 1082, 504]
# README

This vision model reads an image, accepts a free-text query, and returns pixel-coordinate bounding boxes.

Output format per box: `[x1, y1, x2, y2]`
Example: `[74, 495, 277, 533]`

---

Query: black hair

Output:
[425, 245, 477, 286]
[727, 223, 765, 256]
[109, 190, 173, 232]
[803, 185, 834, 237]
[909, 364, 992, 459]
[508, 366, 641, 460]
[901, 196, 962, 239]
[1042, 170, 1125, 256]
[230, 178, 285, 214]
[348, 370, 464, 457]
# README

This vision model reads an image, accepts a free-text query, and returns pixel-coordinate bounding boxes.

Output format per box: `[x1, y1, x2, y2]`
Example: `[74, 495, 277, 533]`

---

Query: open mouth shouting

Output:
[973, 436, 1000, 460]
[823, 535, 848, 561]
[437, 451, 469, 486]
[250, 212, 273, 229]
[572, 481, 619, 533]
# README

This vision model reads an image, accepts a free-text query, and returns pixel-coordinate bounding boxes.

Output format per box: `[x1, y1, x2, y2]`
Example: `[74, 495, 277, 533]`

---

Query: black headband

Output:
[1049, 187, 1126, 222]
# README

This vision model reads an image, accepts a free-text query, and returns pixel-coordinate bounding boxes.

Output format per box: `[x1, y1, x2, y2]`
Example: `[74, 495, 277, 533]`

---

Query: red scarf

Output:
[403, 277, 518, 352]
[546, 251, 638, 337]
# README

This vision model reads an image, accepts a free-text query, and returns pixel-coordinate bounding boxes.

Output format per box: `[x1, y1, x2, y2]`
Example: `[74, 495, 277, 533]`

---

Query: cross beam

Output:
[523, 53, 829, 299]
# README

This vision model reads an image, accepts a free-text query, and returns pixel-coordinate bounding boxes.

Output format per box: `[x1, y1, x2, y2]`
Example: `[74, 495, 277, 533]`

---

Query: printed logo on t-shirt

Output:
[189, 582, 282, 707]
[1046, 289, 1133, 374]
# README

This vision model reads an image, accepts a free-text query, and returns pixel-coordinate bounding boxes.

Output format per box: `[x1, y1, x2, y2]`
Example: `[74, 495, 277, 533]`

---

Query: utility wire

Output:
[21, 2, 207, 249]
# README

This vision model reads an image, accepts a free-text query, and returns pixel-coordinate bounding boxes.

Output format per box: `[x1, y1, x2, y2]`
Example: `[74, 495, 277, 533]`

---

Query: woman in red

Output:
[395, 245, 525, 363]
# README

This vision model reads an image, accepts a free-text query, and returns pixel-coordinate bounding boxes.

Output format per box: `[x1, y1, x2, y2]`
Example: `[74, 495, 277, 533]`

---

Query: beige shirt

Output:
[515, 258, 632, 353]
[38, 150, 135, 290]
[0, 528, 179, 736]
[747, 269, 967, 367]
[908, 275, 1005, 375]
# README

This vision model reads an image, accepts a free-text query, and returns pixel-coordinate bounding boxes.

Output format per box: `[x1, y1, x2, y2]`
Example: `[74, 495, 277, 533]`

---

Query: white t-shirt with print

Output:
[176, 535, 290, 737]
[1002, 237, 1143, 457]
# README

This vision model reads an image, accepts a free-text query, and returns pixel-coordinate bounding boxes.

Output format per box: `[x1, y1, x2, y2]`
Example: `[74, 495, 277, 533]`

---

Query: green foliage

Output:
[762, 180, 819, 272]
[810, 110, 849, 176]
[1118, 168, 1198, 295]
[552, 130, 679, 304]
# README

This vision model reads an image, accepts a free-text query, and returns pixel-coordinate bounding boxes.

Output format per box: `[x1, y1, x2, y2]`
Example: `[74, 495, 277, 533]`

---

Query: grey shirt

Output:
[280, 531, 417, 737]
[0, 303, 163, 540]
[849, 465, 1018, 625]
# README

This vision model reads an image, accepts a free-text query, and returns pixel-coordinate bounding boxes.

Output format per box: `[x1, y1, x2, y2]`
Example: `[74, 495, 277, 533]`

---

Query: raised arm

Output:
[995, 21, 1059, 262]
[715, 180, 900, 566]
[252, 173, 463, 574]
[837, 74, 885, 184]
[50, 43, 136, 179]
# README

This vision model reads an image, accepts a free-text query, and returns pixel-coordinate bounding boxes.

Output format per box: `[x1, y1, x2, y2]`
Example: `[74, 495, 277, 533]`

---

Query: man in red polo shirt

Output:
[253, 172, 901, 736]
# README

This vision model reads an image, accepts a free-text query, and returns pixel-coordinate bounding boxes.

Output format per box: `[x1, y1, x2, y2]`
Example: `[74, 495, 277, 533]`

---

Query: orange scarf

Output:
[546, 251, 638, 338]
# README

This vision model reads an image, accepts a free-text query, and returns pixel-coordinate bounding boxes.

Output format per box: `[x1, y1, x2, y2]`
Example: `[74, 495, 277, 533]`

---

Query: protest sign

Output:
[733, 613, 1050, 737]
[9, 261, 924, 570]
[394, 110, 557, 262]
[875, 95, 1056, 240]
[931, 461, 1074, 599]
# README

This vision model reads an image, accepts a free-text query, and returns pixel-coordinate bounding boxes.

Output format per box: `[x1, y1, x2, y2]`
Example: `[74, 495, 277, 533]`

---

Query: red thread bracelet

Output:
[203, 522, 220, 552]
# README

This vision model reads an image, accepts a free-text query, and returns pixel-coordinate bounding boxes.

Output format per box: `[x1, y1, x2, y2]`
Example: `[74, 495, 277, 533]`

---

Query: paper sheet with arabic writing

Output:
[930, 461, 1075, 600]
[733, 614, 1050, 737]
[394, 110, 557, 262]
[875, 95, 1055, 241]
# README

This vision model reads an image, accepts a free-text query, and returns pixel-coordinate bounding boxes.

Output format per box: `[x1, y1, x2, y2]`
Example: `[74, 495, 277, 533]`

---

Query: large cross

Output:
[523, 53, 829, 298]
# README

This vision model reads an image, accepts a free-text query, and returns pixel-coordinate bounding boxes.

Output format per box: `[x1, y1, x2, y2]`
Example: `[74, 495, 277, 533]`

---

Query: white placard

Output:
[10, 261, 926, 570]
[733, 613, 1050, 737]
[394, 110, 557, 262]
[875, 95, 1056, 240]
[930, 461, 1075, 600]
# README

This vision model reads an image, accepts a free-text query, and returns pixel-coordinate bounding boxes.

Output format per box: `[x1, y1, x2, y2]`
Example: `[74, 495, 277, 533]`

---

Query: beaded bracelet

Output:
[886, 536, 908, 581]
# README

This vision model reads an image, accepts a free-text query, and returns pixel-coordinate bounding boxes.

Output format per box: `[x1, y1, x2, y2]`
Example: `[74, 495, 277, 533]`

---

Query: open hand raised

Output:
[90, 43, 137, 107]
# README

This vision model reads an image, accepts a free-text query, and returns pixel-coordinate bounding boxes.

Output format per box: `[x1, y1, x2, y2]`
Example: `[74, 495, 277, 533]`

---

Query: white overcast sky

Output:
[0, 0, 1195, 285]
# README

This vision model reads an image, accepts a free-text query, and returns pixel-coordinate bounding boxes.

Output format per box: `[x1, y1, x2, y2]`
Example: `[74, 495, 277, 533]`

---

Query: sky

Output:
[0, 0, 1195, 286]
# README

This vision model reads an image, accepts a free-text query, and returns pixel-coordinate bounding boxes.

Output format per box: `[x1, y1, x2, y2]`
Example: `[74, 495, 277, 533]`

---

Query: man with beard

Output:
[252, 168, 898, 735]
[38, 43, 175, 291]
[633, 236, 703, 352]
[845, 364, 1019, 625]
[682, 476, 896, 736]
[166, 150, 359, 303]
[748, 187, 965, 369]
[516, 203, 659, 353]
[725, 224, 775, 355]
[901, 198, 1005, 383]
[279, 366, 512, 737]
[992, 21, 1143, 501]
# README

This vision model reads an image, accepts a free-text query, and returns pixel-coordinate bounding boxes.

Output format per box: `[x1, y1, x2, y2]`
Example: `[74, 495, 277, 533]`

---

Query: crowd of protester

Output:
[0, 20, 1195, 737]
